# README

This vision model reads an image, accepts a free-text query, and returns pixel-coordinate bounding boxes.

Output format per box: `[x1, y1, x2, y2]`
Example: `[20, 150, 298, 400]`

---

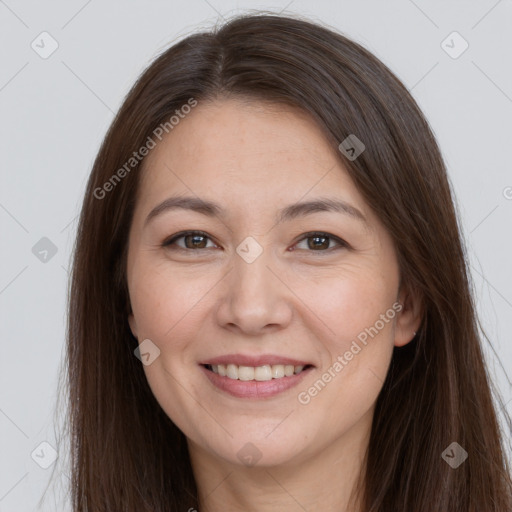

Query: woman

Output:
[63, 12, 512, 511]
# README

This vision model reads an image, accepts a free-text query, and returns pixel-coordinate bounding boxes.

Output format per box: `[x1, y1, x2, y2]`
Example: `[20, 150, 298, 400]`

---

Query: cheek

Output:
[294, 268, 398, 404]
[297, 276, 397, 418]
[128, 263, 215, 429]
[129, 261, 212, 342]
[300, 267, 398, 346]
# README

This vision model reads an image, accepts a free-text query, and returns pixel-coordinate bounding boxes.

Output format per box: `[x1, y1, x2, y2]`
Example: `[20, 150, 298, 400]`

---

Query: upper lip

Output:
[200, 354, 313, 367]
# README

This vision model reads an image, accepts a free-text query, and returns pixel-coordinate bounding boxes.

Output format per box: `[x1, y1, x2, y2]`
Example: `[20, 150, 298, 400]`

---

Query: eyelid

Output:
[162, 230, 349, 252]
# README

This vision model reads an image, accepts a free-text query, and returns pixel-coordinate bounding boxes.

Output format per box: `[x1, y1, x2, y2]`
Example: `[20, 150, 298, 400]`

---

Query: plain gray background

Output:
[1, 0, 511, 510]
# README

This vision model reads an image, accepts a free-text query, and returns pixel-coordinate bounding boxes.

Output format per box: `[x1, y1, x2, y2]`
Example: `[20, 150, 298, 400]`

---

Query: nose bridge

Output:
[217, 238, 291, 333]
[232, 240, 275, 305]
[234, 249, 271, 293]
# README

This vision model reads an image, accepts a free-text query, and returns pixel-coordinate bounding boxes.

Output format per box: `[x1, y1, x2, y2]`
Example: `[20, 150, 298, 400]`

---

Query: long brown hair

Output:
[58, 12, 512, 511]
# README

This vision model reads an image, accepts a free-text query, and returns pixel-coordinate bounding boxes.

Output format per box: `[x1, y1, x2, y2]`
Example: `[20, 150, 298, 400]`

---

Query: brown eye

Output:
[294, 232, 347, 252]
[307, 235, 330, 250]
[183, 234, 208, 249]
[163, 231, 217, 250]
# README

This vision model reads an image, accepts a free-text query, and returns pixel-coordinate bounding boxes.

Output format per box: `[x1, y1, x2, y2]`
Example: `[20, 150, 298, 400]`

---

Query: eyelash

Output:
[161, 230, 349, 253]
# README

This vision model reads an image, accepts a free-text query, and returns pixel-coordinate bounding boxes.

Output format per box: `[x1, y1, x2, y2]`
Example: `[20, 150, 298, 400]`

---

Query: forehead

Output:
[135, 98, 373, 226]
[143, 99, 335, 173]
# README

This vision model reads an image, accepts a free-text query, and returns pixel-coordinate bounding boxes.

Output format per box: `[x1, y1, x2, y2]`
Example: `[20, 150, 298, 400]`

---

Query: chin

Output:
[202, 429, 310, 469]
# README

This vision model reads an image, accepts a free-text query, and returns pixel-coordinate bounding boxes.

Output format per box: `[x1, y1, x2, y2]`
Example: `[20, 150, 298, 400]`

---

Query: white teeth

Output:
[238, 366, 254, 381]
[272, 365, 285, 378]
[209, 363, 308, 381]
[226, 364, 238, 379]
[254, 365, 272, 381]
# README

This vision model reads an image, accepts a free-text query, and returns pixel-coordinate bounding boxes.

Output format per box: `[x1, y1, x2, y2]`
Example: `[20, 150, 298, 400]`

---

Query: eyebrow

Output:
[144, 195, 369, 227]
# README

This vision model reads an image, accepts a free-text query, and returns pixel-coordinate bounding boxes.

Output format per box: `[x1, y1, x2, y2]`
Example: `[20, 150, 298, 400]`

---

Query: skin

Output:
[127, 98, 422, 512]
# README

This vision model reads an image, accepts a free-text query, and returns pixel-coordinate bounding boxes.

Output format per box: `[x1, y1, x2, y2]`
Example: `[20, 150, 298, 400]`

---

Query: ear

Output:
[128, 312, 138, 340]
[394, 283, 423, 347]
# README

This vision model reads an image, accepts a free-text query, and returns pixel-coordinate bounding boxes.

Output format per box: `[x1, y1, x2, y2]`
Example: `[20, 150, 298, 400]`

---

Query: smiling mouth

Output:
[202, 363, 314, 381]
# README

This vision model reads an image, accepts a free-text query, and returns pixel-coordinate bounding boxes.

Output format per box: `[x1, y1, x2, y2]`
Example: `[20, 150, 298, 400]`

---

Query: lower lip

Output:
[200, 365, 313, 399]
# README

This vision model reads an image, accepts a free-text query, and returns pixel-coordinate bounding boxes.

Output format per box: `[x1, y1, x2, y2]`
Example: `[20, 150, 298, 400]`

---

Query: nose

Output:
[215, 247, 293, 336]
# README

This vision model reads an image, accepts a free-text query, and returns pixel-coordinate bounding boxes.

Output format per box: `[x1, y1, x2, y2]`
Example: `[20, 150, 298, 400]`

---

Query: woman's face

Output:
[127, 98, 418, 468]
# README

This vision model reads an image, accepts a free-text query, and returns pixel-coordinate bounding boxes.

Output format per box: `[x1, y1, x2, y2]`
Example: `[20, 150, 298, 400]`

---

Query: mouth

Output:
[202, 363, 314, 381]
[199, 357, 315, 399]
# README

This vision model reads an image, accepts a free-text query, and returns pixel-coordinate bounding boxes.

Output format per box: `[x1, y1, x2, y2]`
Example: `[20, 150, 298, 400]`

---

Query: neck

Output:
[187, 409, 372, 512]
